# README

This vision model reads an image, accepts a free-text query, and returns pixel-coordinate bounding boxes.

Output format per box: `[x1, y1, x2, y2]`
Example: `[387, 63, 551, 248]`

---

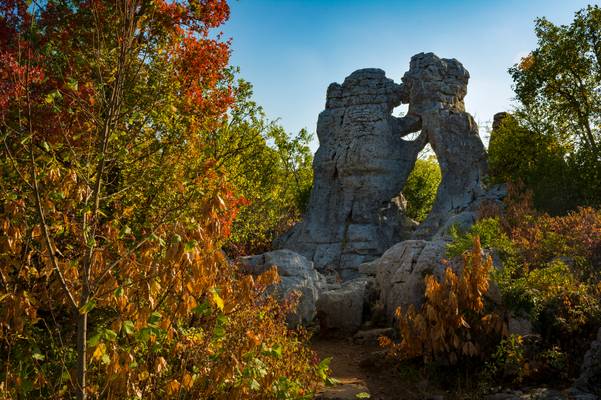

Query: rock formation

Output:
[399, 53, 490, 239]
[278, 53, 502, 283]
[240, 250, 326, 327]
[277, 68, 425, 280]
[251, 52, 506, 328]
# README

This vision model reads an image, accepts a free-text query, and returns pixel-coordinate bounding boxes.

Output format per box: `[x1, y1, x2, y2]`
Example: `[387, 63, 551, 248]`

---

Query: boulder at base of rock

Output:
[374, 239, 449, 320]
[240, 249, 326, 327]
[569, 327, 601, 398]
[317, 277, 372, 335]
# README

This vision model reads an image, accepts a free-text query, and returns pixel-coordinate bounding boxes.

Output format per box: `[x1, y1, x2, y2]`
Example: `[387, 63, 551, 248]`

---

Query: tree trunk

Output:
[76, 309, 88, 400]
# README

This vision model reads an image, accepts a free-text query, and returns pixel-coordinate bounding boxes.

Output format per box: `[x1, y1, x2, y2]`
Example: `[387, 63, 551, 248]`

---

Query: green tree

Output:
[403, 156, 441, 222]
[205, 79, 314, 255]
[488, 113, 578, 213]
[507, 5, 601, 209]
[0, 0, 324, 398]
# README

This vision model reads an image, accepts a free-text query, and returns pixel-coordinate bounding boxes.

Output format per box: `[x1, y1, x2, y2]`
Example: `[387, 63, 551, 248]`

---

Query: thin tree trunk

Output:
[76, 309, 88, 400]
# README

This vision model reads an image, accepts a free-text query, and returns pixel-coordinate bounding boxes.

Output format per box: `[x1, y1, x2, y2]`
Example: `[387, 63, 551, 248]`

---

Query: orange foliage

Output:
[381, 237, 507, 364]
[0, 0, 324, 398]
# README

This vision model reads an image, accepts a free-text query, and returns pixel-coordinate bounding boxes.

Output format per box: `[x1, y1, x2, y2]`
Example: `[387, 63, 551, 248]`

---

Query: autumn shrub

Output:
[381, 237, 506, 365]
[0, 0, 326, 398]
[447, 201, 601, 381]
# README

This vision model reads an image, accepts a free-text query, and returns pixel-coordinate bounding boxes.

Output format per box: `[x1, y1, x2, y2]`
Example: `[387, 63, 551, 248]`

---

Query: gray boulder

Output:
[240, 249, 326, 326]
[374, 239, 449, 320]
[569, 327, 601, 398]
[316, 277, 372, 335]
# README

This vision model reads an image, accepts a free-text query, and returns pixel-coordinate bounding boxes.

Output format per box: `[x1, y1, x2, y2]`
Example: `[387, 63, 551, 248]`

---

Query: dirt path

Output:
[312, 337, 439, 400]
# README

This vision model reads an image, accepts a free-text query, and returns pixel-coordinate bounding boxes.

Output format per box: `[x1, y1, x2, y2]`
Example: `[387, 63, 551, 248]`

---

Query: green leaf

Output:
[79, 300, 96, 314]
[250, 379, 260, 391]
[32, 353, 45, 361]
[123, 320, 135, 335]
[148, 311, 162, 325]
[88, 333, 101, 347]
[103, 329, 117, 342]
[356, 393, 371, 399]
[41, 141, 50, 152]
[114, 287, 124, 297]
[66, 79, 78, 92]
[184, 240, 197, 252]
[192, 301, 211, 316]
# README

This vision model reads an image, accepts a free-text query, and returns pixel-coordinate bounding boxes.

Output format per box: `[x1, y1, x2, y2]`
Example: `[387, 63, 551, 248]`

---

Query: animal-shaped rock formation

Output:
[276, 68, 425, 280]
[277, 53, 503, 280]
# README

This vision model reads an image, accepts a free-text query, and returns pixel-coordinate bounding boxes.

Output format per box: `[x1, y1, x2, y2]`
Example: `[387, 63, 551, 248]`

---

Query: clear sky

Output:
[222, 0, 595, 150]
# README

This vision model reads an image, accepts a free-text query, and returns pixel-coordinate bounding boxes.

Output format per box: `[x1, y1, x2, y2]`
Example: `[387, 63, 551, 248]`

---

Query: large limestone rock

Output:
[398, 52, 492, 239]
[374, 239, 448, 319]
[277, 69, 424, 280]
[240, 250, 326, 326]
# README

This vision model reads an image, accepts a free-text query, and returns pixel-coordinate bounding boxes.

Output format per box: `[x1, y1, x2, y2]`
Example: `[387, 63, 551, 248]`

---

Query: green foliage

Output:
[503, 5, 601, 211]
[213, 80, 314, 255]
[447, 218, 514, 259]
[486, 335, 528, 383]
[488, 115, 578, 214]
[447, 205, 601, 383]
[0, 0, 326, 398]
[403, 156, 441, 222]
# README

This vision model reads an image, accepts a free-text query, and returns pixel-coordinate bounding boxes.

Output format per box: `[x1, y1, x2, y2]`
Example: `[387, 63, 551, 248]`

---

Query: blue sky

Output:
[222, 0, 595, 150]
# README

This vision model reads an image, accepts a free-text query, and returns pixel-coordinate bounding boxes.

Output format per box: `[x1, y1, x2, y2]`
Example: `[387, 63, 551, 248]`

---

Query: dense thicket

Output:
[0, 0, 324, 398]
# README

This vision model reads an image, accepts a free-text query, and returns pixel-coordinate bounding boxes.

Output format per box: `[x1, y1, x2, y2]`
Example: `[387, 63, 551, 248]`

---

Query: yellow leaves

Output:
[245, 330, 262, 346]
[210, 287, 224, 311]
[165, 379, 180, 396]
[92, 343, 106, 362]
[519, 54, 535, 71]
[182, 372, 194, 390]
[154, 357, 167, 374]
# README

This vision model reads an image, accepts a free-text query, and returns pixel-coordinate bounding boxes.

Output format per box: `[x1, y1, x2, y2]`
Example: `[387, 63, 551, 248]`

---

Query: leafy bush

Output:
[207, 81, 314, 256]
[403, 156, 441, 222]
[381, 237, 506, 365]
[447, 201, 601, 382]
[447, 217, 514, 259]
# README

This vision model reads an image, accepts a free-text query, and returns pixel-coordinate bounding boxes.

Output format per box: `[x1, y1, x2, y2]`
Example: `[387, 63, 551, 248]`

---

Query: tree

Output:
[202, 79, 314, 255]
[488, 113, 578, 214]
[0, 0, 323, 398]
[507, 5, 601, 209]
[402, 155, 441, 222]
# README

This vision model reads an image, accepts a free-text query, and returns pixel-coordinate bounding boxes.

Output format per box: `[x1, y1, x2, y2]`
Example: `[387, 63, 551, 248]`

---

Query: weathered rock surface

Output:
[316, 277, 372, 335]
[240, 249, 326, 326]
[373, 239, 449, 319]
[276, 68, 424, 279]
[569, 327, 601, 398]
[398, 52, 499, 240]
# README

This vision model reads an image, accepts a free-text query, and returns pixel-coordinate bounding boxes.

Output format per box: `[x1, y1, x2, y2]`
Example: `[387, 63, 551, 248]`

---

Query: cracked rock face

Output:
[400, 53, 489, 239]
[277, 53, 502, 287]
[276, 68, 424, 280]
